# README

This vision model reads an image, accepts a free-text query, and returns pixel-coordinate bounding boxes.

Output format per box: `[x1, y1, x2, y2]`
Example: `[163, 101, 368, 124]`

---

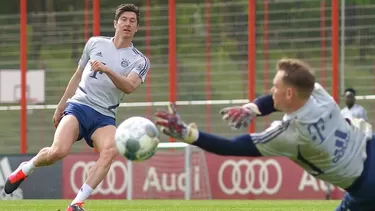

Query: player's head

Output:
[271, 58, 315, 113]
[114, 4, 140, 39]
[344, 88, 356, 108]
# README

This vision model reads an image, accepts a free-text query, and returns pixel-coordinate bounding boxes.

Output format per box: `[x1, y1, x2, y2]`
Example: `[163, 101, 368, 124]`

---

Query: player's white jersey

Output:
[341, 104, 368, 121]
[253, 83, 372, 189]
[68, 36, 150, 118]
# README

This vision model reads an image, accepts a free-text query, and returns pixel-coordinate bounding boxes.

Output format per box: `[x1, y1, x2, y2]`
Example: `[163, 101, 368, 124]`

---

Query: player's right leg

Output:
[4, 114, 79, 194]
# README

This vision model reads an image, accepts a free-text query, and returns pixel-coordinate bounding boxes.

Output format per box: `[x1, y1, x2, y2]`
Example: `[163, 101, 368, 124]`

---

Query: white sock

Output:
[71, 183, 94, 205]
[21, 159, 36, 176]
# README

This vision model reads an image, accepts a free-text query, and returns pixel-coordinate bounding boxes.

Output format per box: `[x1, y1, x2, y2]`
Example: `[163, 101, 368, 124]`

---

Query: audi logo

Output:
[218, 159, 282, 195]
[70, 160, 127, 195]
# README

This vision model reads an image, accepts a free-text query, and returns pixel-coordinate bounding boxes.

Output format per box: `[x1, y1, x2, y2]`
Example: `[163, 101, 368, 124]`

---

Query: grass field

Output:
[0, 200, 340, 211]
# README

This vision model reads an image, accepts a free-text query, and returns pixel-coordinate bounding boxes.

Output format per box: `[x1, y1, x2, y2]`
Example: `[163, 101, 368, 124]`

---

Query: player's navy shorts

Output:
[63, 102, 116, 148]
[335, 135, 375, 211]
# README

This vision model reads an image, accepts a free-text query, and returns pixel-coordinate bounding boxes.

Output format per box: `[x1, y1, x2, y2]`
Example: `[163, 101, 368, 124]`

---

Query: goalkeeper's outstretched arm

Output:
[192, 131, 262, 157]
[155, 102, 270, 157]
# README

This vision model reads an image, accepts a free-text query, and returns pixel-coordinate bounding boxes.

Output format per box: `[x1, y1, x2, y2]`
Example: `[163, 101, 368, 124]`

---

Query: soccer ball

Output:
[115, 116, 160, 161]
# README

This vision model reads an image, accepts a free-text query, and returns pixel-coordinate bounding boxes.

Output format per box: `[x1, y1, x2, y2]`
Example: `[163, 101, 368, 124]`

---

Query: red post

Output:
[248, 0, 256, 133]
[145, 0, 152, 118]
[263, 0, 269, 129]
[84, 0, 90, 41]
[168, 0, 176, 142]
[330, 0, 340, 197]
[93, 0, 100, 36]
[20, 0, 28, 154]
[321, 0, 326, 87]
[205, 0, 211, 132]
[331, 0, 339, 102]
[92, 0, 100, 152]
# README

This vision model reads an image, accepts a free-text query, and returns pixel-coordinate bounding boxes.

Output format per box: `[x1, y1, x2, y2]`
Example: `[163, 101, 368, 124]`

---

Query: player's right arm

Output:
[52, 66, 84, 127]
[53, 38, 94, 127]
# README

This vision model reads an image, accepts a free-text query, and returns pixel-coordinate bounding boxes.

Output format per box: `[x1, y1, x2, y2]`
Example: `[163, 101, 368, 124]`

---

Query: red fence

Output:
[6, 0, 343, 154]
[2, 1, 375, 154]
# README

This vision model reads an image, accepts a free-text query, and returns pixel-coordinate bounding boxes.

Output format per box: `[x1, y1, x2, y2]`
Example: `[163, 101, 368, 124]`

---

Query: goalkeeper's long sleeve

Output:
[192, 131, 262, 157]
[253, 94, 278, 116]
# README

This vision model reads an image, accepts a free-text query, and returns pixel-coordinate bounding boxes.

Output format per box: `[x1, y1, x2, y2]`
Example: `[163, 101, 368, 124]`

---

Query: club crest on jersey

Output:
[121, 59, 130, 67]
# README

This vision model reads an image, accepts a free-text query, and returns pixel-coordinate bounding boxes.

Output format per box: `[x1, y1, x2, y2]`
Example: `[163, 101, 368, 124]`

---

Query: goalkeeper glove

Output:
[155, 103, 199, 144]
[220, 103, 261, 129]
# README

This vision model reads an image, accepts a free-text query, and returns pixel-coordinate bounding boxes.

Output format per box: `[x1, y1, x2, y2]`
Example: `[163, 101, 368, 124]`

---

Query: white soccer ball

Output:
[115, 116, 160, 161]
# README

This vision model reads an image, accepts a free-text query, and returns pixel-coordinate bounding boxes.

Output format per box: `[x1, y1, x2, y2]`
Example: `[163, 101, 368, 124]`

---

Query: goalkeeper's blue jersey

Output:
[253, 83, 372, 189]
[68, 36, 150, 118]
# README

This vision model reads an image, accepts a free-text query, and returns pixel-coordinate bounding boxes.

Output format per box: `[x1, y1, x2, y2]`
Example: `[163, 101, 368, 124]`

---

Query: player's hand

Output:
[90, 60, 109, 73]
[52, 106, 65, 128]
[154, 103, 199, 144]
[220, 103, 261, 129]
[155, 103, 187, 140]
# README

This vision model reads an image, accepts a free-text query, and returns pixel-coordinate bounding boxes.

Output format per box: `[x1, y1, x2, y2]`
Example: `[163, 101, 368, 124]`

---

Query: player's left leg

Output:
[69, 124, 117, 207]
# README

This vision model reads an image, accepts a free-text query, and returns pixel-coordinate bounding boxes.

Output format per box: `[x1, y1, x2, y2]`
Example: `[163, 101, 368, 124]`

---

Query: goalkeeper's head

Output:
[271, 58, 316, 114]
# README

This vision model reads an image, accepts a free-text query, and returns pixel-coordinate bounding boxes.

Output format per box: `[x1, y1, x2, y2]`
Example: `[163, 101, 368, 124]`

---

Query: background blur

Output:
[0, 0, 374, 155]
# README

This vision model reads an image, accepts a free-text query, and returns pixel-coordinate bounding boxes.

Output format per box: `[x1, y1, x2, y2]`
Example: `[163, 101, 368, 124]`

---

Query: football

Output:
[115, 116, 160, 161]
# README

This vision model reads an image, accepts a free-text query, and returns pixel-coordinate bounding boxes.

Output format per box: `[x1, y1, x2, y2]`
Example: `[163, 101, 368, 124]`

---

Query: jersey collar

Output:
[110, 37, 134, 49]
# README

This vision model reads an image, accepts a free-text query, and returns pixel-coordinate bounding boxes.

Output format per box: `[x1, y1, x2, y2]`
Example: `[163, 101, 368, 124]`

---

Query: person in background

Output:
[341, 88, 368, 121]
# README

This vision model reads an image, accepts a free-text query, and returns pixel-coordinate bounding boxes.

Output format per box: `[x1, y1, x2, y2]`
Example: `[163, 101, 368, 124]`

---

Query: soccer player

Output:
[341, 88, 368, 121]
[155, 58, 375, 211]
[4, 4, 150, 211]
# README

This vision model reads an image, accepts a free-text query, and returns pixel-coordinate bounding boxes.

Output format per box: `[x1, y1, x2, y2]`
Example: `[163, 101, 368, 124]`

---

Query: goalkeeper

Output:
[155, 58, 375, 211]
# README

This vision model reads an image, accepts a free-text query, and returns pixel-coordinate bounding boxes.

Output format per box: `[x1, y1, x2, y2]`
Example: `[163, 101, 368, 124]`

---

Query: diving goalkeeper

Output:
[155, 58, 375, 211]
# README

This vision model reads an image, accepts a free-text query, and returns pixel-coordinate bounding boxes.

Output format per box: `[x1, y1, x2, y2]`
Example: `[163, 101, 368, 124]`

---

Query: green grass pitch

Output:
[0, 200, 340, 211]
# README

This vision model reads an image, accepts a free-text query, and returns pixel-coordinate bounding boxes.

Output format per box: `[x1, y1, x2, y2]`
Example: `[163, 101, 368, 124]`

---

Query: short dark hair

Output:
[115, 4, 140, 25]
[345, 88, 356, 96]
[277, 58, 315, 99]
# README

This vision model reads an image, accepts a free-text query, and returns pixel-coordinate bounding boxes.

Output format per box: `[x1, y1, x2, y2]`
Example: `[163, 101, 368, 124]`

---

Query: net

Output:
[130, 145, 211, 199]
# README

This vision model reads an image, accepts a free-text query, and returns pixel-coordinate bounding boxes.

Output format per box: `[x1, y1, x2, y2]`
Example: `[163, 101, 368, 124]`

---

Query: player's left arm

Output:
[251, 83, 331, 116]
[220, 94, 278, 129]
[241, 82, 330, 117]
[252, 94, 278, 116]
[90, 58, 150, 94]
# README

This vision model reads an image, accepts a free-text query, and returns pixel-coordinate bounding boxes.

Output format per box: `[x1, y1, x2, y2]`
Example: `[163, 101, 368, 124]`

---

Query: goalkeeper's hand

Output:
[155, 103, 199, 144]
[220, 103, 261, 129]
